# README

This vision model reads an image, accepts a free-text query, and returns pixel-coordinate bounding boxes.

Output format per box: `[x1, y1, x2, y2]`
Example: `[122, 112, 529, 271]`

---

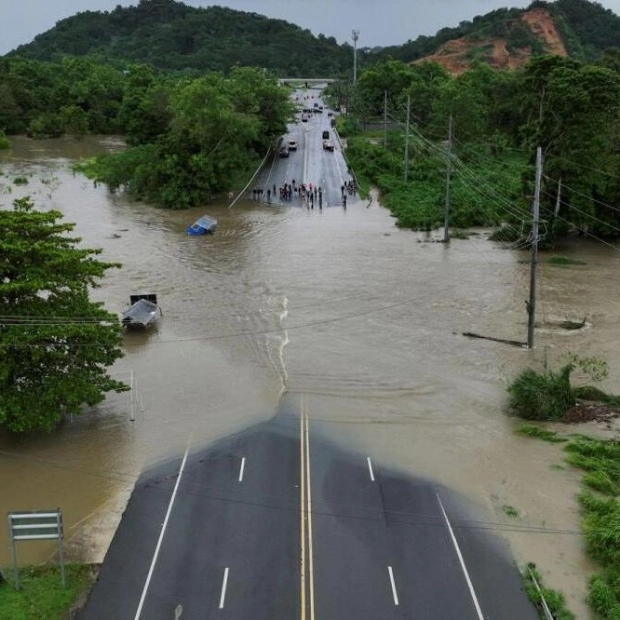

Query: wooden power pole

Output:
[527, 146, 542, 349]
[383, 90, 388, 149]
[443, 115, 453, 243]
[404, 95, 411, 183]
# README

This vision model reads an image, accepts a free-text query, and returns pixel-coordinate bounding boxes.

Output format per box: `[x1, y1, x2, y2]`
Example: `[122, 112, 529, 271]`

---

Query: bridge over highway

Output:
[279, 78, 337, 85]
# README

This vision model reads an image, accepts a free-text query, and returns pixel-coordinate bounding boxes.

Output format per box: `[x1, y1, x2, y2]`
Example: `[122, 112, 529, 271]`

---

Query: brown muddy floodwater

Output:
[2, 136, 620, 617]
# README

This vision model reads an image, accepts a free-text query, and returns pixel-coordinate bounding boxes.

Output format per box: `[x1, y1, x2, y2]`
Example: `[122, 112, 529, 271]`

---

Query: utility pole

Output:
[404, 95, 411, 183]
[527, 146, 542, 349]
[443, 114, 453, 243]
[383, 90, 388, 149]
[352, 30, 360, 85]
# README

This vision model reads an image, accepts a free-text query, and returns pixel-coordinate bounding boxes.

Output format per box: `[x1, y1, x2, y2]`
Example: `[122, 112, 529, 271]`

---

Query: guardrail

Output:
[228, 147, 272, 209]
[527, 566, 555, 620]
[332, 128, 360, 191]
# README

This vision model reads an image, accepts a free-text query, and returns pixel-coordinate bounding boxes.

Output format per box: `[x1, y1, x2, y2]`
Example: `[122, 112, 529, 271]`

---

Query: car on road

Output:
[301, 114, 309, 122]
[322, 140, 334, 151]
[279, 145, 290, 157]
[322, 130, 330, 140]
[288, 139, 298, 150]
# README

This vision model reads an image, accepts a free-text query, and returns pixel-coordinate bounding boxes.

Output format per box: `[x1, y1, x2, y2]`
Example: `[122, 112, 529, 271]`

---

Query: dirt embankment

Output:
[415, 7, 567, 75]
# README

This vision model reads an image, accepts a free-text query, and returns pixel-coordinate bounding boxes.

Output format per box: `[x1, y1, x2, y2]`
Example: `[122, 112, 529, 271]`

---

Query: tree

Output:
[90, 69, 292, 208]
[356, 60, 417, 116]
[519, 56, 620, 233]
[0, 197, 127, 433]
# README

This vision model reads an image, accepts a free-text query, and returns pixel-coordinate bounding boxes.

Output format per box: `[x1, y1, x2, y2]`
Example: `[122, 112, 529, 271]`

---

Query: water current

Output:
[2, 136, 620, 618]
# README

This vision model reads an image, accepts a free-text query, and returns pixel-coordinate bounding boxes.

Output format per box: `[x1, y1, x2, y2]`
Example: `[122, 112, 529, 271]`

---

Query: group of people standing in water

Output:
[251, 177, 356, 208]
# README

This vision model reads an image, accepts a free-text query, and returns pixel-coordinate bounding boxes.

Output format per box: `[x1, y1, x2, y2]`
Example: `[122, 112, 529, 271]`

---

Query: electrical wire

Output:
[0, 441, 592, 539]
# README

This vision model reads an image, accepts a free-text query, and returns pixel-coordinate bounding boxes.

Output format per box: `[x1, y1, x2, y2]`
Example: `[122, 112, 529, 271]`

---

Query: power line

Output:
[0, 443, 590, 539]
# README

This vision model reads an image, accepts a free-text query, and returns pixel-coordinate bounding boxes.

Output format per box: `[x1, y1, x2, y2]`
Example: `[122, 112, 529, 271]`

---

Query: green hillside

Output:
[5, 0, 620, 76]
[7, 0, 352, 76]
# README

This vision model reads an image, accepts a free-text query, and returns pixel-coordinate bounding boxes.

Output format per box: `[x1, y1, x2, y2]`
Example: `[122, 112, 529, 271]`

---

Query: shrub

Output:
[587, 573, 620, 619]
[580, 492, 620, 567]
[508, 364, 575, 420]
[0, 130, 11, 150]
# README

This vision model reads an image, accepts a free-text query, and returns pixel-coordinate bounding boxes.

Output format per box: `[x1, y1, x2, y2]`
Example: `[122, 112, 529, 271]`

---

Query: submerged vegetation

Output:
[516, 423, 568, 443]
[509, 365, 575, 421]
[513, 357, 620, 618]
[508, 356, 614, 421]
[0, 130, 11, 150]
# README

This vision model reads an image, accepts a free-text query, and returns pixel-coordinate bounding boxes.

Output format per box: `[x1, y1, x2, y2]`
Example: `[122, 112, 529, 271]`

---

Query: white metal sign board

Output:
[7, 509, 65, 589]
[8, 510, 63, 540]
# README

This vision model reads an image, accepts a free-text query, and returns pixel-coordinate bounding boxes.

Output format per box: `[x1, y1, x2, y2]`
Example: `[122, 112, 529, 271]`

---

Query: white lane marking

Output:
[238, 457, 246, 482]
[366, 457, 375, 482]
[134, 440, 191, 620]
[436, 494, 484, 620]
[219, 567, 230, 609]
[388, 566, 399, 606]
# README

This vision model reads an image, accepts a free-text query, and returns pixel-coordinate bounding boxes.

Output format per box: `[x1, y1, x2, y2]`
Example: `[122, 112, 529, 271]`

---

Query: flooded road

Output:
[2, 136, 620, 617]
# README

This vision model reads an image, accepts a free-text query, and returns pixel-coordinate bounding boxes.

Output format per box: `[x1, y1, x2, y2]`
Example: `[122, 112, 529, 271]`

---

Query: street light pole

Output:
[352, 30, 360, 85]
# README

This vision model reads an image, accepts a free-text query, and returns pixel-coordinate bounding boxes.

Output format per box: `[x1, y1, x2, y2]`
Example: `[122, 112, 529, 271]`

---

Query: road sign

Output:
[7, 509, 65, 589]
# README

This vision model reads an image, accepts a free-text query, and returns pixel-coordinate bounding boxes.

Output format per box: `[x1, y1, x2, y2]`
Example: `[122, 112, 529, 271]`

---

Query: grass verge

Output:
[0, 564, 96, 620]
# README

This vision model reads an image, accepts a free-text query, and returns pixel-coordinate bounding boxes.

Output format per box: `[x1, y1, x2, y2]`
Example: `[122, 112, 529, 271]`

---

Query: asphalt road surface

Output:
[248, 88, 354, 209]
[80, 404, 537, 619]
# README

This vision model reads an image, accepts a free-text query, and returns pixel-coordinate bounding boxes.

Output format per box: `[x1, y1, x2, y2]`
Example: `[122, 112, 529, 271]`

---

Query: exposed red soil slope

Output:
[415, 8, 568, 75]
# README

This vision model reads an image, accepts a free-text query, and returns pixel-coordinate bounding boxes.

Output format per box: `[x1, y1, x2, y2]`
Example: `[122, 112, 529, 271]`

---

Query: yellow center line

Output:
[300, 409, 306, 620]
[305, 411, 316, 620]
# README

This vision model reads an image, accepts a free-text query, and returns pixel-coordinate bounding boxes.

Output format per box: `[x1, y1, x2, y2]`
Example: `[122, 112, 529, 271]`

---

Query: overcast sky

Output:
[3, 0, 620, 55]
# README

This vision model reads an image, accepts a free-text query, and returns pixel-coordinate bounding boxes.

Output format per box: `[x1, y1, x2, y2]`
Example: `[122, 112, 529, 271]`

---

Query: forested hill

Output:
[6, 0, 351, 76]
[6, 0, 620, 76]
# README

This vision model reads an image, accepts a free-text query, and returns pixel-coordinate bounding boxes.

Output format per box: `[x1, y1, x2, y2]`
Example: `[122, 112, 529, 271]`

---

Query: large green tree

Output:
[0, 197, 127, 433]
[91, 69, 293, 208]
[519, 56, 620, 233]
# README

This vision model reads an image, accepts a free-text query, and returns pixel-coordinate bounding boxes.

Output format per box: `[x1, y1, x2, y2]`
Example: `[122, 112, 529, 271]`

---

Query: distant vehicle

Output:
[322, 140, 334, 151]
[313, 102, 319, 108]
[279, 144, 290, 157]
[288, 139, 298, 150]
[327, 111, 333, 117]
[301, 114, 309, 122]
[187, 215, 217, 235]
[322, 130, 330, 140]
